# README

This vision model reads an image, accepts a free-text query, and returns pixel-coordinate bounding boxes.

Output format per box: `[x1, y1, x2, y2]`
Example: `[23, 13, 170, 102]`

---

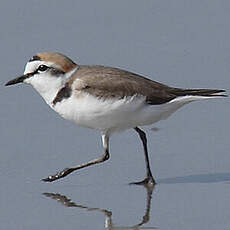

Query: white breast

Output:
[53, 92, 144, 131]
[52, 92, 202, 133]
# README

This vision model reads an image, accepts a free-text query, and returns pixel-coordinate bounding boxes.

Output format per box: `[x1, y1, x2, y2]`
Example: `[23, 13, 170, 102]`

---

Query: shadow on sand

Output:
[158, 172, 230, 184]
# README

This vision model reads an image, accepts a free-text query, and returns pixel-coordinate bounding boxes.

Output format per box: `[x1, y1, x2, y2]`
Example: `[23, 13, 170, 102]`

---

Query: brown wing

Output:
[68, 65, 176, 105]
[68, 65, 226, 105]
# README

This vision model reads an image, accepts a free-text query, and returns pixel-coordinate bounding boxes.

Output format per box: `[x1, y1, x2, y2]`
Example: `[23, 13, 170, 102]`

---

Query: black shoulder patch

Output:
[29, 55, 41, 62]
[52, 85, 72, 105]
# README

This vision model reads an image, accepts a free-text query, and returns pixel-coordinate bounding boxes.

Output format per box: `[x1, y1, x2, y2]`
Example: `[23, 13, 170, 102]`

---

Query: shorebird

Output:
[5, 52, 226, 185]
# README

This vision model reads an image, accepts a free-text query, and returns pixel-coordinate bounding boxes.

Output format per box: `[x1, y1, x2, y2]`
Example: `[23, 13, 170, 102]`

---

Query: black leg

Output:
[42, 134, 110, 182]
[132, 127, 156, 186]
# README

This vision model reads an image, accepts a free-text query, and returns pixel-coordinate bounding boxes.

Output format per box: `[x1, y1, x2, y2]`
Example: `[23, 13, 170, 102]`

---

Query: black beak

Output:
[5, 75, 28, 86]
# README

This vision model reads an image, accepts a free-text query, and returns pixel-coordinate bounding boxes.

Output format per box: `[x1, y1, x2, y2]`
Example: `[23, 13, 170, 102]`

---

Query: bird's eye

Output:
[38, 65, 49, 72]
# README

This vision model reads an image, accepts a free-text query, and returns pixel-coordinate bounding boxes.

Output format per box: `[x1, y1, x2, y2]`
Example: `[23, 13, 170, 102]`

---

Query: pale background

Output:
[0, 1, 230, 230]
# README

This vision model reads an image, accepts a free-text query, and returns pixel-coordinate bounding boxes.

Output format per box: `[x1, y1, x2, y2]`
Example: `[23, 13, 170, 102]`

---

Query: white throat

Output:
[24, 62, 77, 106]
[33, 75, 65, 105]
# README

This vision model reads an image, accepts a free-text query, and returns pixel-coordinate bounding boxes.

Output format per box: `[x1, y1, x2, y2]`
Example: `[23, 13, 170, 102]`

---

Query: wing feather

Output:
[68, 65, 176, 105]
[67, 65, 226, 105]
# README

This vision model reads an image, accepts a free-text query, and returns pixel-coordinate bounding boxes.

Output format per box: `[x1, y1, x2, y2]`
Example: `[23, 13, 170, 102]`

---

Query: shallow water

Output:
[1, 171, 230, 230]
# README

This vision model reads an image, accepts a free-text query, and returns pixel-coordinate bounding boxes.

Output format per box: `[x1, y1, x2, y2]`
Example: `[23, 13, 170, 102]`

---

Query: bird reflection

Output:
[43, 185, 156, 229]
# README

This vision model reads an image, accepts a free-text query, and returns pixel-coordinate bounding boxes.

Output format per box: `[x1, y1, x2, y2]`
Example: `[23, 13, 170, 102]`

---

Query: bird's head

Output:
[5, 52, 77, 103]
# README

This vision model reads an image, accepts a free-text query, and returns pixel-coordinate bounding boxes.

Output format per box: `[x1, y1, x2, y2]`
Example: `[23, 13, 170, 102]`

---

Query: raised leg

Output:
[42, 134, 110, 182]
[132, 127, 156, 186]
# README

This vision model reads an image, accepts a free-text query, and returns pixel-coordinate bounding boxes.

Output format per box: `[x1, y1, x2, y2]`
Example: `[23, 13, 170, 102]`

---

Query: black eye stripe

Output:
[28, 66, 65, 77]
[50, 68, 65, 75]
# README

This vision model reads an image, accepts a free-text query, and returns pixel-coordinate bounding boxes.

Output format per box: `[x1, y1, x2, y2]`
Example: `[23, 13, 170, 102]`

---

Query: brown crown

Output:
[33, 52, 77, 72]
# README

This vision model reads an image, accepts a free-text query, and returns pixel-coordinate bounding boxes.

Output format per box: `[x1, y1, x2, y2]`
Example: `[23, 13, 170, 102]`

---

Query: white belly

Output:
[52, 92, 202, 133]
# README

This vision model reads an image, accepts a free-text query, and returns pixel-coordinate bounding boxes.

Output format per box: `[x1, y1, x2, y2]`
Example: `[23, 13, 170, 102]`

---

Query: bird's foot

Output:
[130, 176, 156, 187]
[42, 168, 74, 182]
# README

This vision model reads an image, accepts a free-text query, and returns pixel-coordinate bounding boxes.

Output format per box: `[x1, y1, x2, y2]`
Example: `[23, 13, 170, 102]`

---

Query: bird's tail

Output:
[172, 88, 227, 98]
